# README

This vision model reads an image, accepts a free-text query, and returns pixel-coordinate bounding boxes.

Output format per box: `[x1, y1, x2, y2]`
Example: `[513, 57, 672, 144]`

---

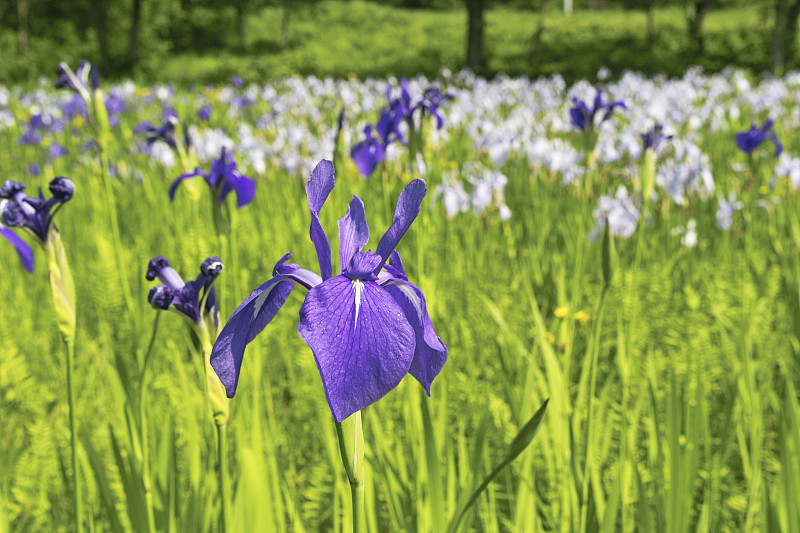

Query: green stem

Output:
[336, 412, 365, 533]
[139, 313, 162, 533]
[65, 338, 83, 533]
[216, 423, 230, 533]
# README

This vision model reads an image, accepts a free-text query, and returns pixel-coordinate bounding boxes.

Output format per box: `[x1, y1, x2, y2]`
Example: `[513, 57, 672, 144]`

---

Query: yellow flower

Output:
[554, 306, 570, 318]
[573, 310, 590, 324]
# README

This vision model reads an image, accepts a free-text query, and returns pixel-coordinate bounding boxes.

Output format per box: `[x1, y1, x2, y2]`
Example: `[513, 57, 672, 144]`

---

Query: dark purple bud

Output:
[148, 285, 175, 310]
[198, 104, 212, 121]
[49, 177, 75, 202]
[146, 256, 171, 281]
[0, 180, 25, 199]
[1, 201, 25, 227]
[201, 257, 223, 278]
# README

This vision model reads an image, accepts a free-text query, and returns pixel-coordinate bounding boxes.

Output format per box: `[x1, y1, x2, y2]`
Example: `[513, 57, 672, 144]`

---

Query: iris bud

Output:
[148, 285, 175, 310]
[146, 256, 171, 281]
[201, 257, 223, 278]
[49, 177, 75, 202]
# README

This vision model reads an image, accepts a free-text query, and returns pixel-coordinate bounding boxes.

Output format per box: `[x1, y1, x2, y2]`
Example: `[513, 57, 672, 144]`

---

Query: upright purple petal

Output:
[1, 227, 34, 273]
[210, 275, 295, 397]
[337, 195, 369, 271]
[374, 179, 427, 271]
[382, 278, 447, 395]
[306, 160, 335, 280]
[298, 275, 415, 422]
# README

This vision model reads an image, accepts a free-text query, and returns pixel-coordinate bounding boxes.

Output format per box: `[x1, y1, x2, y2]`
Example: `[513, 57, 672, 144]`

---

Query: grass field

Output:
[1, 66, 800, 532]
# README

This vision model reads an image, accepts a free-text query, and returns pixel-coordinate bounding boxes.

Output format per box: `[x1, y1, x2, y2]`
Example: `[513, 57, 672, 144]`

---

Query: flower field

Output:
[1, 65, 800, 532]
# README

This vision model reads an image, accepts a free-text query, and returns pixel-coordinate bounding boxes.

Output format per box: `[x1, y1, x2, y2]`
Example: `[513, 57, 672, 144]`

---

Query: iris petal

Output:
[375, 178, 426, 271]
[306, 160, 335, 280]
[337, 195, 369, 271]
[169, 169, 205, 201]
[351, 138, 385, 179]
[1, 227, 34, 273]
[382, 278, 447, 395]
[210, 274, 295, 397]
[298, 275, 415, 422]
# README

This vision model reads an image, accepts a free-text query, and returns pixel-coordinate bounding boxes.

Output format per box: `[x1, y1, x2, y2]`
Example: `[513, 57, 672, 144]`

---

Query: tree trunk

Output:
[129, 0, 142, 66]
[787, 0, 800, 67]
[93, 0, 110, 68]
[531, 0, 549, 66]
[466, 0, 485, 75]
[236, 1, 247, 50]
[773, 0, 790, 74]
[17, 0, 28, 58]
[686, 0, 707, 53]
[646, 0, 656, 45]
[281, 0, 292, 49]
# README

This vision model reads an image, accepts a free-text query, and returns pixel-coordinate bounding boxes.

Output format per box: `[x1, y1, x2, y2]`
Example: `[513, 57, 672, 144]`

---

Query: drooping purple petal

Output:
[210, 274, 296, 397]
[306, 160, 335, 280]
[337, 195, 369, 271]
[381, 278, 447, 395]
[374, 179, 427, 271]
[1, 227, 34, 273]
[220, 173, 256, 208]
[169, 169, 205, 201]
[273, 254, 323, 289]
[351, 137, 385, 179]
[298, 275, 415, 422]
[767, 131, 784, 158]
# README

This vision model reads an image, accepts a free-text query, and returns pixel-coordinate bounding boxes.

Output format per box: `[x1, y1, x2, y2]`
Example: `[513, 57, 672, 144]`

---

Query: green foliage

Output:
[0, 1, 784, 85]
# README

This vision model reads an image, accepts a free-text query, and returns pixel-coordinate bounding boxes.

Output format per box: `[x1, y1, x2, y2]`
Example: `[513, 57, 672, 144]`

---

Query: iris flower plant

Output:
[569, 89, 626, 131]
[211, 159, 445, 530]
[2, 177, 81, 531]
[736, 119, 783, 158]
[146, 255, 232, 531]
[351, 78, 452, 178]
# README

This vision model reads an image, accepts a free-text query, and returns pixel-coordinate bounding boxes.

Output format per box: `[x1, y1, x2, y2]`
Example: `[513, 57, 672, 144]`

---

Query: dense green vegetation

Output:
[0, 1, 780, 84]
[2, 69, 800, 531]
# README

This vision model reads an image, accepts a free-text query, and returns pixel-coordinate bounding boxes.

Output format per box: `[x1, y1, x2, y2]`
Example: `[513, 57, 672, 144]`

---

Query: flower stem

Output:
[65, 337, 83, 533]
[336, 412, 365, 533]
[139, 313, 162, 533]
[216, 423, 230, 533]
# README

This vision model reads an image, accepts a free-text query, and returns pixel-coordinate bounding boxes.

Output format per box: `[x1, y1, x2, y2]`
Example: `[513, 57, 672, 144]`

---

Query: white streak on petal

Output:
[253, 283, 277, 319]
[353, 279, 364, 328]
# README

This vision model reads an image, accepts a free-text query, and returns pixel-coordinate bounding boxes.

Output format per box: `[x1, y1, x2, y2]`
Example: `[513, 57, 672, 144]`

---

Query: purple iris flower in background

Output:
[569, 89, 626, 131]
[198, 104, 212, 121]
[18, 129, 42, 146]
[232, 75, 244, 88]
[50, 143, 69, 159]
[135, 114, 179, 149]
[0, 177, 75, 272]
[170, 147, 255, 208]
[210, 160, 447, 422]
[736, 119, 782, 158]
[147, 256, 222, 327]
[417, 87, 454, 130]
[55, 60, 97, 98]
[641, 123, 672, 151]
[350, 108, 405, 178]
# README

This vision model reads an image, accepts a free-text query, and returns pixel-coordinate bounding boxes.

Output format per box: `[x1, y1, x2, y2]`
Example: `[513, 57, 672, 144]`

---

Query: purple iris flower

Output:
[55, 60, 97, 96]
[198, 104, 212, 121]
[61, 94, 88, 119]
[210, 160, 447, 422]
[18, 129, 42, 146]
[417, 87, 454, 130]
[350, 108, 406, 178]
[135, 115, 179, 149]
[147, 256, 222, 327]
[28, 164, 41, 176]
[170, 147, 255, 208]
[736, 119, 783, 158]
[0, 177, 75, 273]
[50, 143, 69, 159]
[641, 123, 672, 151]
[569, 89, 626, 131]
[232, 75, 244, 88]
